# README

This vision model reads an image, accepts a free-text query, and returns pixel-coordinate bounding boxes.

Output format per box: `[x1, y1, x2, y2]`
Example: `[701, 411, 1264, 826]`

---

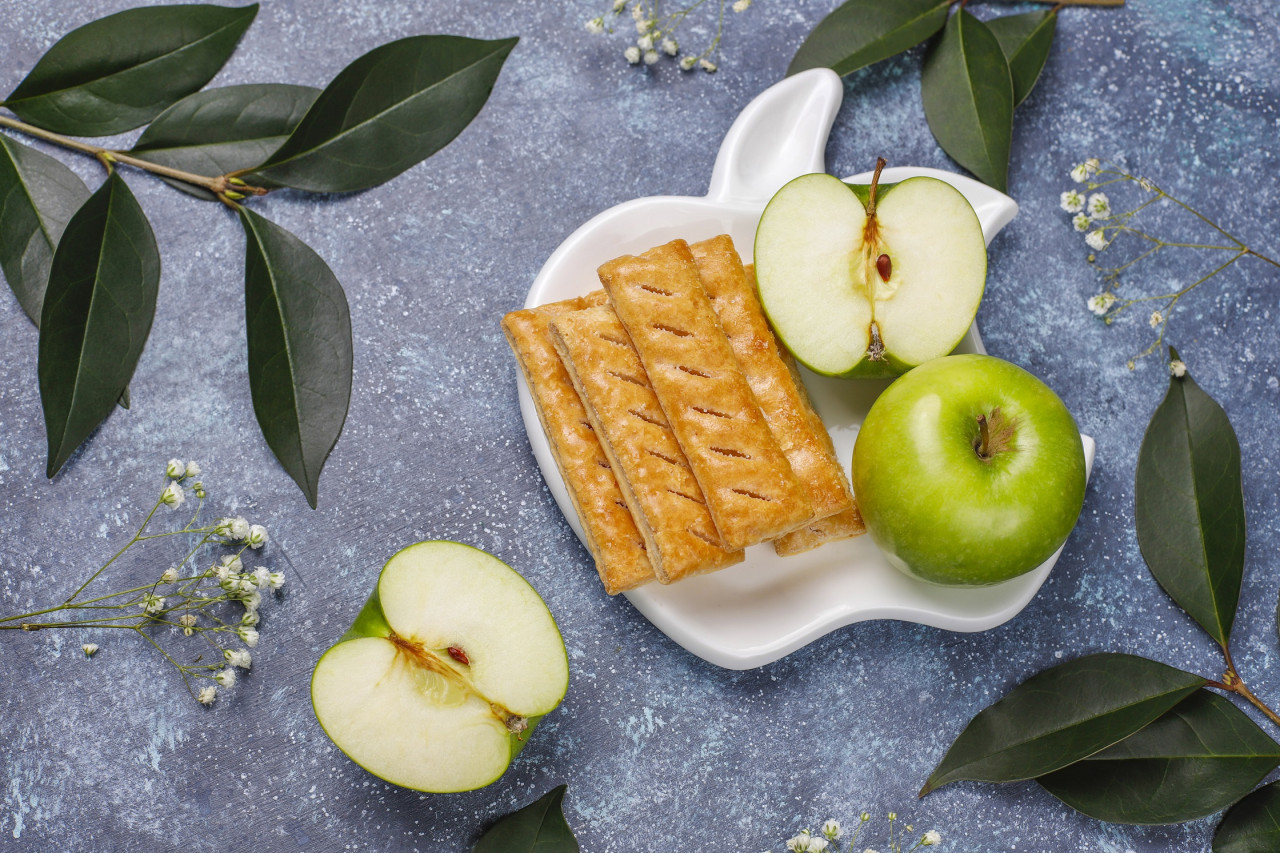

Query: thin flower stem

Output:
[0, 112, 268, 201]
[64, 494, 165, 603]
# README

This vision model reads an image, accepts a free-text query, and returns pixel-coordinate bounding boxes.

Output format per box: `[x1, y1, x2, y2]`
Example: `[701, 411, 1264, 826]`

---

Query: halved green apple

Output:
[754, 162, 987, 378]
[311, 541, 569, 792]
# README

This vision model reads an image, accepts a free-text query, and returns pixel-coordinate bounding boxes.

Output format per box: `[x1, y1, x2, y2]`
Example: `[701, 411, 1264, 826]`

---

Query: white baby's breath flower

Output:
[179, 613, 198, 635]
[662, 37, 678, 55]
[160, 567, 179, 584]
[141, 594, 165, 614]
[161, 480, 185, 508]
[699, 58, 717, 72]
[1060, 189, 1085, 213]
[246, 525, 268, 549]
[184, 460, 201, 478]
[1137, 177, 1156, 192]
[237, 627, 260, 648]
[197, 685, 217, 704]
[922, 830, 942, 846]
[635, 18, 651, 33]
[636, 33, 653, 50]
[1086, 157, 1101, 171]
[1070, 163, 1090, 183]
[624, 45, 641, 63]
[733, 0, 752, 11]
[1170, 359, 1187, 377]
[1149, 310, 1163, 328]
[240, 610, 260, 627]
[1085, 229, 1110, 251]
[613, 0, 626, 12]
[786, 832, 812, 853]
[166, 459, 185, 479]
[215, 668, 237, 688]
[1087, 293, 1116, 315]
[221, 554, 244, 573]
[228, 517, 250, 541]
[1087, 192, 1112, 219]
[241, 591, 262, 613]
[267, 570, 285, 591]
[631, 3, 644, 20]
[252, 567, 272, 588]
[82, 643, 98, 657]
[808, 839, 829, 852]
[821, 820, 840, 840]
[225, 648, 252, 669]
[585, 17, 604, 34]
[192, 482, 206, 499]
[643, 49, 659, 65]
[1072, 212, 1090, 232]
[679, 55, 697, 70]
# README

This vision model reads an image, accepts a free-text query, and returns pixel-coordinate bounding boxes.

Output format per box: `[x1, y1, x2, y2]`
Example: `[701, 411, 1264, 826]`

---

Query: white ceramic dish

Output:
[519, 69, 1095, 669]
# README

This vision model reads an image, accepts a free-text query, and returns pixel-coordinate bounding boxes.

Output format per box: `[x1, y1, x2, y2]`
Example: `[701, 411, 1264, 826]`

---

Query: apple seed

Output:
[876, 253, 892, 282]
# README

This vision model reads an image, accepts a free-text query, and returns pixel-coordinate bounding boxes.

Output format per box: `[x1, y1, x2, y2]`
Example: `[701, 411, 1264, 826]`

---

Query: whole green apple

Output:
[311, 541, 569, 792]
[852, 354, 1087, 586]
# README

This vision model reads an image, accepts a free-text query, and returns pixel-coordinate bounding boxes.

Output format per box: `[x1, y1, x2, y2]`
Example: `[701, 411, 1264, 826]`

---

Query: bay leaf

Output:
[987, 10, 1058, 106]
[39, 173, 159, 476]
[3, 4, 257, 136]
[472, 785, 579, 853]
[1214, 781, 1280, 853]
[239, 207, 352, 508]
[0, 135, 91, 325]
[131, 83, 319, 200]
[1135, 347, 1245, 648]
[246, 35, 518, 193]
[1039, 690, 1280, 824]
[921, 653, 1206, 795]
[920, 10, 1014, 192]
[787, 0, 949, 77]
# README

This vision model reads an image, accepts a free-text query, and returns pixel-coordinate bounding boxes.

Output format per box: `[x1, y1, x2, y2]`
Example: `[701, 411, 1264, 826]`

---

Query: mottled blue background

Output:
[1, 1, 1278, 850]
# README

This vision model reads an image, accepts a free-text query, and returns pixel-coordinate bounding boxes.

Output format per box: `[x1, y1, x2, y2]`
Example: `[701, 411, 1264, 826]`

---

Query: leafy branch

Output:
[921, 350, 1280, 848]
[0, 3, 519, 506]
[790, 0, 1125, 192]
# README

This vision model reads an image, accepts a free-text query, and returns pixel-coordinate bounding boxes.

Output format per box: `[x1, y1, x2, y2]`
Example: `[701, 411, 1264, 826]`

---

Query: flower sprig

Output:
[0, 460, 284, 705]
[584, 0, 754, 72]
[767, 812, 943, 853]
[1061, 159, 1280, 368]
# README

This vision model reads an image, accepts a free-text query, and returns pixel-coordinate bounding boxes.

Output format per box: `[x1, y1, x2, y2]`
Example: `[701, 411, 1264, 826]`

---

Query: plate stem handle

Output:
[706, 69, 844, 205]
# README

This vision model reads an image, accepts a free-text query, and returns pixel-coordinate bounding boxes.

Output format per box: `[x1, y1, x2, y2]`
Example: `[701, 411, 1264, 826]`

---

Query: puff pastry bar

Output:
[502, 296, 655, 594]
[549, 305, 742, 583]
[598, 240, 811, 550]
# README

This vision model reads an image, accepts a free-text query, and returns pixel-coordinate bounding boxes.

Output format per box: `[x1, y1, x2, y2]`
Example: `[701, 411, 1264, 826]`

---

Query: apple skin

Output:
[852, 355, 1087, 586]
[311, 541, 568, 792]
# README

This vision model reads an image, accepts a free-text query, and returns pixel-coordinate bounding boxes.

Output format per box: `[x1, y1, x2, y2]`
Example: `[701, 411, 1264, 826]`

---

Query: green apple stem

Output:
[976, 413, 991, 459]
[387, 631, 528, 734]
[865, 157, 888, 219]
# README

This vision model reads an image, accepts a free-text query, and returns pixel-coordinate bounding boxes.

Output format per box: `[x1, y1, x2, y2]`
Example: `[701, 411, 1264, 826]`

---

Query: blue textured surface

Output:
[1, 1, 1278, 850]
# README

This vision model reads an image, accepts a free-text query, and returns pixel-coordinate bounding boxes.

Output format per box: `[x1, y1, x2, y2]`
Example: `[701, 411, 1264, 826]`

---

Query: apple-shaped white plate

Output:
[518, 68, 1095, 670]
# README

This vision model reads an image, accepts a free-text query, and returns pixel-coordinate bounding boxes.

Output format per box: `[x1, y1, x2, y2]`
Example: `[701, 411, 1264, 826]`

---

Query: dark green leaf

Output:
[1039, 690, 1280, 824]
[920, 10, 1014, 192]
[246, 34, 518, 193]
[39, 173, 159, 476]
[131, 84, 319, 200]
[3, 4, 258, 136]
[921, 653, 1206, 795]
[239, 207, 351, 507]
[1214, 780, 1280, 853]
[987, 10, 1058, 107]
[0, 135, 91, 325]
[472, 785, 579, 853]
[787, 0, 949, 77]
[1135, 347, 1245, 648]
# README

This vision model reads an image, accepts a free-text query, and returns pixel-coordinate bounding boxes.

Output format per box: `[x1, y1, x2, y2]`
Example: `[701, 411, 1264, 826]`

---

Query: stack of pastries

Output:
[503, 236, 864, 595]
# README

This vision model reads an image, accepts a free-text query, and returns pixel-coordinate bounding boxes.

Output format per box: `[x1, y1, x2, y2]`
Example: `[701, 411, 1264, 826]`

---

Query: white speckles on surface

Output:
[0, 0, 1276, 851]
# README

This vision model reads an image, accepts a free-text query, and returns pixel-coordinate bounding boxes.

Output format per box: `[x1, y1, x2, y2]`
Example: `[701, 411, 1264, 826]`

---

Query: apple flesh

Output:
[311, 541, 569, 792]
[754, 164, 986, 378]
[852, 354, 1087, 586]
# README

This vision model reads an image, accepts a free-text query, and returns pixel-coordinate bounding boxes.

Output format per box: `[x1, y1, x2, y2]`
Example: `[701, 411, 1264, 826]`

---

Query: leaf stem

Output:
[0, 112, 268, 201]
[1216, 647, 1280, 728]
